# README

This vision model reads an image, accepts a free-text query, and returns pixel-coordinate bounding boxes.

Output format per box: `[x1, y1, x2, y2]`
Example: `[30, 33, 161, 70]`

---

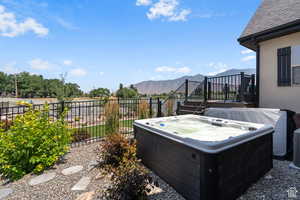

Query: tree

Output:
[116, 83, 138, 98]
[89, 88, 110, 98]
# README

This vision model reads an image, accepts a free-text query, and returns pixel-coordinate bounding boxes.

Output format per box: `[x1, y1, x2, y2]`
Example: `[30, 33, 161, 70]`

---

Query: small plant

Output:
[72, 128, 91, 143]
[99, 133, 137, 171]
[0, 104, 72, 180]
[103, 161, 157, 200]
[138, 100, 149, 119]
[104, 101, 120, 135]
[166, 98, 174, 116]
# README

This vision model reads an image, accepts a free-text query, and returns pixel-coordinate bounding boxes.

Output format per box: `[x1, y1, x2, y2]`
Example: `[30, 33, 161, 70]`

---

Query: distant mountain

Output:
[134, 68, 255, 95]
[215, 68, 256, 76]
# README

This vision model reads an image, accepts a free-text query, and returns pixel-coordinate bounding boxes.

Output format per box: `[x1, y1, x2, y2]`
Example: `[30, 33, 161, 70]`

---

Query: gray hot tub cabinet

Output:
[134, 120, 273, 200]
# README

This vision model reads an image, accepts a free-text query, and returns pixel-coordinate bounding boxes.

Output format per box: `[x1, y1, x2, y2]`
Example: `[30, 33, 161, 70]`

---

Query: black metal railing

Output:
[0, 98, 173, 145]
[162, 72, 256, 106]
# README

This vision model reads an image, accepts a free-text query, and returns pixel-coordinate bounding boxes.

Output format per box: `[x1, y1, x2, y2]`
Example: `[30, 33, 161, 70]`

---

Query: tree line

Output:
[0, 72, 83, 99]
[0, 71, 143, 99]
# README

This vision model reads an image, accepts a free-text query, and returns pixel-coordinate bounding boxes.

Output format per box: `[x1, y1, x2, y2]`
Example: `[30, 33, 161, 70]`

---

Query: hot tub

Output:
[133, 115, 274, 200]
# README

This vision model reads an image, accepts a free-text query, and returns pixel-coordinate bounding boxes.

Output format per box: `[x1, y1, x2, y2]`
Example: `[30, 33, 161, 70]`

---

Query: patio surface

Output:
[0, 141, 299, 200]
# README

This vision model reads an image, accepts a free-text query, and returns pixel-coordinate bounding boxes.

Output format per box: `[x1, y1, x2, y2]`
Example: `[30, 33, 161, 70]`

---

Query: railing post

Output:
[224, 83, 228, 101]
[204, 77, 208, 103]
[240, 72, 245, 102]
[185, 79, 188, 103]
[251, 74, 255, 102]
[176, 101, 181, 115]
[157, 98, 162, 117]
[208, 81, 211, 100]
[149, 97, 153, 117]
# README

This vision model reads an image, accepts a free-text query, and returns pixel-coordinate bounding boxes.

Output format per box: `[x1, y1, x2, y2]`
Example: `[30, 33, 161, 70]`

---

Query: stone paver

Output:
[28, 172, 56, 186]
[71, 177, 91, 191]
[75, 191, 95, 200]
[0, 188, 13, 199]
[62, 165, 83, 176]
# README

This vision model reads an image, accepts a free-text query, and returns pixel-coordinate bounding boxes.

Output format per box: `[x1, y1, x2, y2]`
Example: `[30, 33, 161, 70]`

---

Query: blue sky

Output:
[0, 0, 260, 92]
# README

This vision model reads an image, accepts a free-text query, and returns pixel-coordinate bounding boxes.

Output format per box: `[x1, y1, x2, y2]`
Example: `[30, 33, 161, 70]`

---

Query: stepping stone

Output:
[75, 191, 95, 200]
[87, 160, 98, 171]
[62, 165, 83, 176]
[0, 188, 13, 199]
[28, 172, 56, 186]
[71, 177, 91, 191]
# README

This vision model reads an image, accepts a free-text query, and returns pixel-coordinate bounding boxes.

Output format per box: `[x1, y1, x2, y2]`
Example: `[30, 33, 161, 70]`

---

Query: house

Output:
[238, 0, 300, 113]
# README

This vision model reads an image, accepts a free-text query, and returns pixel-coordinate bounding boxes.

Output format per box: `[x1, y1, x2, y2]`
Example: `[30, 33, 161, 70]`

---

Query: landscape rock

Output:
[71, 177, 91, 191]
[0, 188, 13, 199]
[28, 172, 56, 186]
[62, 165, 83, 176]
[75, 191, 95, 200]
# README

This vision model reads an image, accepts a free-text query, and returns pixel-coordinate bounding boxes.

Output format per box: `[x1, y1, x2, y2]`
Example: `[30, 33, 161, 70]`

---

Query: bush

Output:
[104, 161, 156, 200]
[166, 99, 174, 116]
[72, 128, 91, 143]
[138, 100, 149, 119]
[99, 133, 137, 171]
[0, 104, 72, 180]
[105, 101, 120, 135]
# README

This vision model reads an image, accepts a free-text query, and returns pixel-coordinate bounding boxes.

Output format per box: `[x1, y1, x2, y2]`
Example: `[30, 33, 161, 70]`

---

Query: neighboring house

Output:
[238, 0, 300, 113]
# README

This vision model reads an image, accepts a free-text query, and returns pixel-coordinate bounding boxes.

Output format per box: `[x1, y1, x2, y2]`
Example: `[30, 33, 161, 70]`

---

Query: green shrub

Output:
[0, 104, 72, 180]
[72, 128, 91, 143]
[104, 101, 120, 135]
[0, 119, 13, 131]
[104, 161, 156, 200]
[99, 133, 137, 171]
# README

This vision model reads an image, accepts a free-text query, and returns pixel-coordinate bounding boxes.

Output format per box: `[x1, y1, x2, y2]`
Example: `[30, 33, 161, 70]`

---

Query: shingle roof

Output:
[240, 0, 300, 38]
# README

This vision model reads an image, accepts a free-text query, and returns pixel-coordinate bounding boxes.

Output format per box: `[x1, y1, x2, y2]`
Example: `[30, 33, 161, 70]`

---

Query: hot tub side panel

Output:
[134, 125, 203, 200]
[203, 132, 273, 200]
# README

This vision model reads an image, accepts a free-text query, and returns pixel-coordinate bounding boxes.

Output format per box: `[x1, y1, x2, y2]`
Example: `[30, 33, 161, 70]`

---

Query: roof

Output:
[239, 0, 300, 50]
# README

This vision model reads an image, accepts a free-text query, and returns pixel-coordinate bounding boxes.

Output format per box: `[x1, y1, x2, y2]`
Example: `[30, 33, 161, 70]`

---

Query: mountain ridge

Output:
[134, 68, 255, 95]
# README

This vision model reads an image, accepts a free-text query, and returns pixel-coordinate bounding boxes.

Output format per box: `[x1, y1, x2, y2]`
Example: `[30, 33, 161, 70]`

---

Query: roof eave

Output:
[238, 19, 300, 51]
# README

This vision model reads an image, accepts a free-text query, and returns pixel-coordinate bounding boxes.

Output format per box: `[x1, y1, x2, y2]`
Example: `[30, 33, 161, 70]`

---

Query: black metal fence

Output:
[181, 73, 256, 103]
[0, 98, 169, 146]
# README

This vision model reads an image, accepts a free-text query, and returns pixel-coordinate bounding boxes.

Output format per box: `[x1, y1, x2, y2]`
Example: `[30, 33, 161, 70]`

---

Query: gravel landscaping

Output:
[1, 141, 300, 200]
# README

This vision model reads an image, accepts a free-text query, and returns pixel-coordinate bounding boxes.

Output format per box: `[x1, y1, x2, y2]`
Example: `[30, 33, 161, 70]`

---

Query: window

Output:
[277, 47, 291, 86]
[293, 66, 300, 85]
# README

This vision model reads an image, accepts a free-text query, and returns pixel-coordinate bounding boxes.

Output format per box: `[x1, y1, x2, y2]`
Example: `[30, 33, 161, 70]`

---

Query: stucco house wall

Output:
[259, 31, 300, 112]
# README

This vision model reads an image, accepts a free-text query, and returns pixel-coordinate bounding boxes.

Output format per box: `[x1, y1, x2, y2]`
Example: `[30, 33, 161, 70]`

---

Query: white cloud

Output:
[54, 17, 78, 30]
[169, 9, 191, 22]
[0, 5, 48, 37]
[136, 0, 152, 6]
[29, 58, 51, 70]
[241, 49, 254, 55]
[69, 68, 87, 77]
[207, 62, 229, 76]
[99, 71, 104, 76]
[63, 60, 73, 66]
[155, 66, 191, 74]
[1, 62, 19, 74]
[144, 0, 191, 22]
[241, 55, 256, 62]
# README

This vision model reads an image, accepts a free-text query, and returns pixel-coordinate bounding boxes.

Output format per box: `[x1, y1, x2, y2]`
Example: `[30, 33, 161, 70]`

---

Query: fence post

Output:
[185, 79, 188, 103]
[176, 101, 181, 115]
[224, 83, 228, 101]
[149, 97, 152, 117]
[251, 74, 255, 102]
[204, 77, 208, 103]
[157, 98, 162, 117]
[208, 81, 211, 100]
[240, 72, 245, 102]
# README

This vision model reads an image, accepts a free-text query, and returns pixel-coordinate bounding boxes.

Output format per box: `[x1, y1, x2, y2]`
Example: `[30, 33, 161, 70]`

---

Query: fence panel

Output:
[0, 98, 179, 146]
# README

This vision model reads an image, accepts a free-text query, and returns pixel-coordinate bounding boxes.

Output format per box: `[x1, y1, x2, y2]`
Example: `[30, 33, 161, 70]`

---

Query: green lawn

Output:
[75, 119, 135, 138]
